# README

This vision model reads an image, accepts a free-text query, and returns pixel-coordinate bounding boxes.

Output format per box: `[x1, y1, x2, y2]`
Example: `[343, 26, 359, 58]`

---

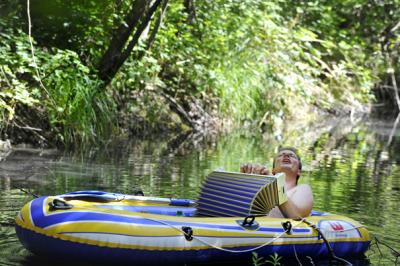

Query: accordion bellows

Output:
[196, 171, 287, 217]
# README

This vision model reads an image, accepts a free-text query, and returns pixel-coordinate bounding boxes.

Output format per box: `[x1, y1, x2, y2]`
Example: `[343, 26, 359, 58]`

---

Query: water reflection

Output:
[0, 116, 399, 265]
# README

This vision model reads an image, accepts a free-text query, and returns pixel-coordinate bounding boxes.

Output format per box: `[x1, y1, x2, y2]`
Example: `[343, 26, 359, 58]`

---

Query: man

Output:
[240, 147, 313, 218]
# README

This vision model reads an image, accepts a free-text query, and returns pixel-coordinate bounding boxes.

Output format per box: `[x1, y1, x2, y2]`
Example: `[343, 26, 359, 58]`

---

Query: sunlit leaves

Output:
[1, 0, 397, 145]
[0, 14, 115, 147]
[0, 25, 39, 122]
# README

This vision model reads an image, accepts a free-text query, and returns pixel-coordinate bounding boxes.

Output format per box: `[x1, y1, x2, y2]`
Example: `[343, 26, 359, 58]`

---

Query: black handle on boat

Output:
[281, 221, 292, 234]
[237, 215, 260, 230]
[242, 215, 255, 227]
[49, 199, 73, 211]
[182, 226, 193, 241]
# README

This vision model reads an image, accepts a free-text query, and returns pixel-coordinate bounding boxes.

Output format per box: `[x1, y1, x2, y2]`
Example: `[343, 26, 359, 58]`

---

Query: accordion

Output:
[196, 171, 287, 217]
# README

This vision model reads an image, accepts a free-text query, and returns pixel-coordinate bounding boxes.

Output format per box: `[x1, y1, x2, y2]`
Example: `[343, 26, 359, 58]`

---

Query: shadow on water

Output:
[0, 114, 400, 265]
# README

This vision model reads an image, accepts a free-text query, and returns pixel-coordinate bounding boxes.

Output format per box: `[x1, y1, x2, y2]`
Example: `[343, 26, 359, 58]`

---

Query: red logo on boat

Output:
[329, 222, 344, 231]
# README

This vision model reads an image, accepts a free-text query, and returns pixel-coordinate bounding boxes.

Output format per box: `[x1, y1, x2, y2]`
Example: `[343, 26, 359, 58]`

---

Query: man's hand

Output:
[240, 163, 269, 175]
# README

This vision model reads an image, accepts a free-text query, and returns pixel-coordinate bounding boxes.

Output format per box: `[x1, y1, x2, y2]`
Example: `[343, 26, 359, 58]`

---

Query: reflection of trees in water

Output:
[307, 116, 400, 180]
[304, 115, 400, 260]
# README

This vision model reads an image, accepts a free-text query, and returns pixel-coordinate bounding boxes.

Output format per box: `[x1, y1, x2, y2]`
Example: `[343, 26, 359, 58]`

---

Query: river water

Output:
[0, 115, 399, 265]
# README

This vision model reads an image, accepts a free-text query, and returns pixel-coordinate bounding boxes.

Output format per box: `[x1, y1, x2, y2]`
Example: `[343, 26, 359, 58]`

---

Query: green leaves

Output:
[0, 26, 40, 121]
[1, 0, 397, 146]
[42, 50, 115, 146]
[0, 14, 115, 147]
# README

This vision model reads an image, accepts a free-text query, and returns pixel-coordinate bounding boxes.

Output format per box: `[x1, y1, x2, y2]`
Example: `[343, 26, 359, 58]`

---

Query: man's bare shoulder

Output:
[287, 184, 312, 195]
[296, 184, 313, 193]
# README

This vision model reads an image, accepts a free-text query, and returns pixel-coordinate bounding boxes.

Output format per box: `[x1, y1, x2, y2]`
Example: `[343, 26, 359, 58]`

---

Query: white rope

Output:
[141, 215, 366, 253]
[26, 0, 54, 104]
[27, 0, 42, 83]
[141, 216, 307, 253]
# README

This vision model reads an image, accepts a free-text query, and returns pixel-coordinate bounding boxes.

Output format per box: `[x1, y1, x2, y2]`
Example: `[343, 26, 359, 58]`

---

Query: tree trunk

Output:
[132, 0, 169, 62]
[98, 0, 162, 85]
[118, 0, 162, 67]
[146, 0, 169, 51]
[183, 0, 196, 24]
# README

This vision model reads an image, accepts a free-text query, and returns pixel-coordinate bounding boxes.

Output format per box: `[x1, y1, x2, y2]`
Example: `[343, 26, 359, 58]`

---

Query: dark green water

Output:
[0, 116, 399, 265]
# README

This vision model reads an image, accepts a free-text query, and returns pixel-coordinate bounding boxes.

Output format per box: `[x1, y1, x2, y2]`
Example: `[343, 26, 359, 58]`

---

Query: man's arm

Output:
[279, 184, 314, 218]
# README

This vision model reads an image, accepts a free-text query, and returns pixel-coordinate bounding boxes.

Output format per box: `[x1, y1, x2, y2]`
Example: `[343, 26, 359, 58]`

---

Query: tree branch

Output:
[98, 0, 163, 85]
[119, 0, 162, 65]
[390, 20, 400, 33]
[146, 0, 169, 51]
[390, 70, 400, 112]
[160, 92, 195, 128]
[184, 0, 197, 24]
[98, 0, 149, 81]
[132, 0, 169, 62]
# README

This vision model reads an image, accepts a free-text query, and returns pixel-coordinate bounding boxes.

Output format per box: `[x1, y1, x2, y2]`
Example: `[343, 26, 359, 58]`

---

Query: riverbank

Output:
[0, 106, 371, 162]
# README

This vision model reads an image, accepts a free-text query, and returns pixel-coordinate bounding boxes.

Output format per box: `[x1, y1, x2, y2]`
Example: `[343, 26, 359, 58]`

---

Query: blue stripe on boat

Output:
[96, 205, 197, 217]
[30, 197, 310, 233]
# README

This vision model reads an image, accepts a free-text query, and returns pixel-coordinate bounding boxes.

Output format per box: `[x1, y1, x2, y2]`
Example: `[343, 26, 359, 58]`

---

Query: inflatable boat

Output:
[15, 190, 371, 265]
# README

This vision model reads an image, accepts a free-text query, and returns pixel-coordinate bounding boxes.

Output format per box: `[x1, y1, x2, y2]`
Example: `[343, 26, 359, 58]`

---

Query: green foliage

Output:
[0, 24, 39, 122]
[1, 0, 399, 146]
[252, 252, 282, 266]
[277, 0, 400, 93]
[148, 0, 378, 127]
[0, 15, 115, 147]
[42, 49, 115, 146]
[278, 0, 400, 47]
[28, 0, 117, 65]
[252, 252, 265, 266]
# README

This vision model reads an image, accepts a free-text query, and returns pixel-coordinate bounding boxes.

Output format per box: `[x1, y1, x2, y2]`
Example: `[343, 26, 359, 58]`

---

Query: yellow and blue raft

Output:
[15, 172, 370, 264]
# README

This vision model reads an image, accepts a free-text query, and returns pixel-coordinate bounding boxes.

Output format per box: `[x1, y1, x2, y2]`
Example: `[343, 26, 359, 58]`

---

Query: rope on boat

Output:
[141, 215, 365, 256]
[20, 193, 364, 262]
[301, 218, 353, 266]
[142, 216, 307, 253]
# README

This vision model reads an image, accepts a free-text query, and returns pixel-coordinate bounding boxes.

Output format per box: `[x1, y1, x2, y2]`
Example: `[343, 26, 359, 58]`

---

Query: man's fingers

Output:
[248, 165, 254, 173]
[253, 165, 261, 174]
[260, 168, 269, 175]
[240, 163, 250, 173]
[240, 164, 269, 175]
[245, 164, 250, 173]
[248, 164, 256, 174]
